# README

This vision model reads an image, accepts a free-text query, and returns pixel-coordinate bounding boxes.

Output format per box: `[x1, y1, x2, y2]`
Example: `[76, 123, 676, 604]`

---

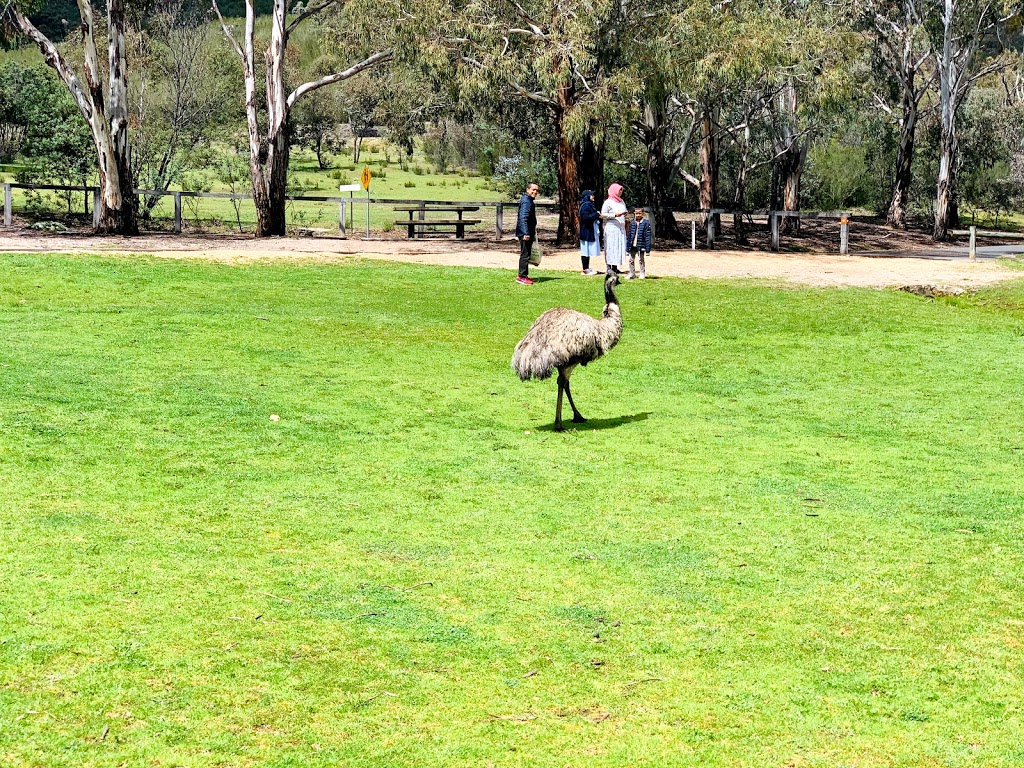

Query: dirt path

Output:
[1, 231, 1018, 288]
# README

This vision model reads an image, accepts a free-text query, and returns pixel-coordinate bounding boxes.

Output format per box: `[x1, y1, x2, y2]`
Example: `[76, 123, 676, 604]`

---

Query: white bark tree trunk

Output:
[6, 1, 138, 234]
[214, 0, 391, 237]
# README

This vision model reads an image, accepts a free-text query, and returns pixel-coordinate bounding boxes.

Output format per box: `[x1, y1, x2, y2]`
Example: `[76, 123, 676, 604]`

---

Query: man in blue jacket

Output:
[515, 182, 539, 285]
[625, 207, 652, 279]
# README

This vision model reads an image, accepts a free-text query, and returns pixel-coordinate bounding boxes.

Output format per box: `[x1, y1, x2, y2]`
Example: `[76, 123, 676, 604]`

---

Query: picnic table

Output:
[393, 204, 482, 239]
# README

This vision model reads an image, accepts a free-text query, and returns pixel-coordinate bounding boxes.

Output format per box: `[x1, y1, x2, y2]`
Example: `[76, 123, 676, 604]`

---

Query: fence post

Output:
[969, 226, 977, 261]
[691, 219, 696, 250]
[706, 212, 716, 248]
[840, 216, 849, 255]
[770, 212, 780, 251]
[173, 192, 183, 234]
[2, 184, 11, 228]
[495, 202, 504, 240]
[92, 189, 100, 228]
[338, 201, 346, 235]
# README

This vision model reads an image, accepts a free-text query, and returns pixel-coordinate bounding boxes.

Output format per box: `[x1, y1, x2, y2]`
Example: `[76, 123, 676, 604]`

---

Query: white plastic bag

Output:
[529, 241, 543, 266]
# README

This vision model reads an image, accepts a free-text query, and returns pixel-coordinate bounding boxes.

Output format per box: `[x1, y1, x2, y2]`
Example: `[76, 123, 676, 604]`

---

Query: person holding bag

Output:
[515, 182, 540, 285]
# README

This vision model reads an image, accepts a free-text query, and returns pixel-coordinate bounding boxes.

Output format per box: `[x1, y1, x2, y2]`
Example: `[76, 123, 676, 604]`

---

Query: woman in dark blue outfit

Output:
[578, 190, 600, 275]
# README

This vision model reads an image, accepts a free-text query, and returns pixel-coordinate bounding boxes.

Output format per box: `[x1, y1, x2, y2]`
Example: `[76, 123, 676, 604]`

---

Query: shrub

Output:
[381, 221, 394, 232]
[404, 180, 416, 188]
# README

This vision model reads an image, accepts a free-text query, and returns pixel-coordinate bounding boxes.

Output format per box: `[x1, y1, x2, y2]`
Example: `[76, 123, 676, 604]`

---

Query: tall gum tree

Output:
[860, 0, 933, 230]
[3, 0, 139, 234]
[928, 0, 1019, 241]
[766, 0, 854, 232]
[629, 0, 786, 239]
[211, 0, 392, 237]
[457, 0, 629, 245]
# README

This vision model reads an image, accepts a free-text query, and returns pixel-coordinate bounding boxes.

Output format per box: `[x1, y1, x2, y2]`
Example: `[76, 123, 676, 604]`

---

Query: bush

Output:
[412, 165, 426, 175]
[381, 221, 394, 232]
[804, 140, 872, 210]
[492, 155, 557, 201]
[404, 180, 416, 188]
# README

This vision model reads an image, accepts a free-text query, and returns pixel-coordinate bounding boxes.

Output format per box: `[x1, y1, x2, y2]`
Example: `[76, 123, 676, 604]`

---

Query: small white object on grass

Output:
[269, 414, 281, 422]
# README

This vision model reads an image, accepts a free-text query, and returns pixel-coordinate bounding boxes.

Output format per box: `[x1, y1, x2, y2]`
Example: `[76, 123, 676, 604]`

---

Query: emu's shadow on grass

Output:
[530, 276, 563, 283]
[537, 412, 652, 433]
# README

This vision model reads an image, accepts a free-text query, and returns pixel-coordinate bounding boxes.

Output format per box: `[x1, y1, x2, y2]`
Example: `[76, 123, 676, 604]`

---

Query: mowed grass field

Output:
[1, 253, 1023, 767]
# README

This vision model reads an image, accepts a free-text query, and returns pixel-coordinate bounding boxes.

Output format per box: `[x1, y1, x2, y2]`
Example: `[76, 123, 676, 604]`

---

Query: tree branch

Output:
[211, 0, 244, 59]
[3, 5, 94, 122]
[286, 50, 392, 109]
[286, 0, 342, 36]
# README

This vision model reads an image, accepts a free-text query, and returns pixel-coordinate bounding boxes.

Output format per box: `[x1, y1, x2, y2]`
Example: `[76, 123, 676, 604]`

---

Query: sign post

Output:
[339, 183, 360, 234]
[361, 166, 372, 237]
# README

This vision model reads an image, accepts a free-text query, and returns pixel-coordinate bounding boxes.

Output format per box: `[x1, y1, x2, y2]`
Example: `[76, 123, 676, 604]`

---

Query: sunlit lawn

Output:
[1, 253, 1023, 767]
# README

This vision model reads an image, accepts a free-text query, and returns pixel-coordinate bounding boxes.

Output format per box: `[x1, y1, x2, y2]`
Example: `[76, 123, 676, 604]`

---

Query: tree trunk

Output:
[698, 105, 719, 227]
[555, 112, 580, 246]
[257, 123, 290, 237]
[9, 2, 138, 235]
[886, 102, 916, 229]
[777, 143, 806, 235]
[578, 130, 605, 205]
[933, 0, 955, 242]
[353, 134, 362, 164]
[637, 95, 684, 240]
[733, 124, 751, 245]
[933, 124, 957, 241]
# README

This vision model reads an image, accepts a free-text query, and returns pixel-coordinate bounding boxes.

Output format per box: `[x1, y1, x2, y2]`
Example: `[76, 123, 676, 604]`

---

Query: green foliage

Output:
[8, 61, 93, 214]
[491, 154, 557, 201]
[3, 255, 1024, 764]
[805, 140, 871, 211]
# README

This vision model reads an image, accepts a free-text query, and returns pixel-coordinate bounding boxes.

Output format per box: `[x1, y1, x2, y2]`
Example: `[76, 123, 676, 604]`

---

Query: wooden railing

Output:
[698, 208, 852, 254]
[0, 182, 565, 240]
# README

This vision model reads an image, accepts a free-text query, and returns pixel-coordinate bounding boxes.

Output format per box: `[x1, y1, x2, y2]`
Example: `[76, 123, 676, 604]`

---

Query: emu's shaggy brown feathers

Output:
[511, 281, 622, 381]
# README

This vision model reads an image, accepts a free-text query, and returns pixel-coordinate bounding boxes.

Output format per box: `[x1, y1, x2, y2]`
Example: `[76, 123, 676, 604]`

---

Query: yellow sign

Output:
[361, 166, 372, 190]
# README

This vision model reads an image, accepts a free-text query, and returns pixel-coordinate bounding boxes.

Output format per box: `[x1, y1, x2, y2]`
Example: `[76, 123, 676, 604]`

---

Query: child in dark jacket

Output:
[625, 208, 652, 279]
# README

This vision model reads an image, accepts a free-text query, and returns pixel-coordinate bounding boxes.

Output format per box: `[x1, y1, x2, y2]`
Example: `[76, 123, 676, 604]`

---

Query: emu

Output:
[511, 272, 623, 431]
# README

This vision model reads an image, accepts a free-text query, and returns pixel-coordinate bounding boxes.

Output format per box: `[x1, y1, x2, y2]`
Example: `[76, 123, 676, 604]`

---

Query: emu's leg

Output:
[554, 372, 566, 432]
[563, 369, 586, 423]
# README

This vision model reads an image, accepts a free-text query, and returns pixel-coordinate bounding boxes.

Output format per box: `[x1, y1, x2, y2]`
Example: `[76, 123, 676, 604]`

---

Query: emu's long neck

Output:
[604, 279, 618, 308]
[601, 281, 623, 348]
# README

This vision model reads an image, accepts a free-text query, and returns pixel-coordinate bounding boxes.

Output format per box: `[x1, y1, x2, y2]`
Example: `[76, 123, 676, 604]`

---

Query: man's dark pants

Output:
[518, 237, 531, 278]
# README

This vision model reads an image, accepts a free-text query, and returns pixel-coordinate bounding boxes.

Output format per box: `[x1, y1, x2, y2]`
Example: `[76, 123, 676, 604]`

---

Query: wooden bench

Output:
[394, 205, 482, 239]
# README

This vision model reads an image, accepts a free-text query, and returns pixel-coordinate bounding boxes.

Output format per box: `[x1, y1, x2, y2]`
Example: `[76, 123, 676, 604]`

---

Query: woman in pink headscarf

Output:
[601, 183, 628, 274]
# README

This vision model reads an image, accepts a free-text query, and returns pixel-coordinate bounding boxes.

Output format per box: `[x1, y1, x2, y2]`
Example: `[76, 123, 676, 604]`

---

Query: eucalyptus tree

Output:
[210, 0, 394, 236]
[456, 0, 633, 244]
[927, 0, 1020, 241]
[627, 0, 789, 238]
[2, 0, 139, 234]
[766, 0, 856, 229]
[858, 0, 933, 229]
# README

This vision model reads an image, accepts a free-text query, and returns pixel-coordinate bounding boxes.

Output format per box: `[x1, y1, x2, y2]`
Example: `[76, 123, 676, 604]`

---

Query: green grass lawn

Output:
[1, 254, 1023, 767]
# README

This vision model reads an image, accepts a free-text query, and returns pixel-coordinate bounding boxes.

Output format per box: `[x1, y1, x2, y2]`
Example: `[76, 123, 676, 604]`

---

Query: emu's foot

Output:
[572, 414, 587, 423]
[554, 422, 566, 432]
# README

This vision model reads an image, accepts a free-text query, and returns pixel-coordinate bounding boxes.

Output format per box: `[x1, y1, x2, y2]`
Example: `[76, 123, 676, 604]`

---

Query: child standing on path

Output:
[601, 183, 628, 274]
[625, 207, 652, 279]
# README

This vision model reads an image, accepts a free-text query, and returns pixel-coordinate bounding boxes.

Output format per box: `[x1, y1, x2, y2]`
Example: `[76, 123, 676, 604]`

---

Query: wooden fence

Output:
[699, 208, 852, 254]
[2, 182, 853, 254]
[0, 182, 566, 240]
